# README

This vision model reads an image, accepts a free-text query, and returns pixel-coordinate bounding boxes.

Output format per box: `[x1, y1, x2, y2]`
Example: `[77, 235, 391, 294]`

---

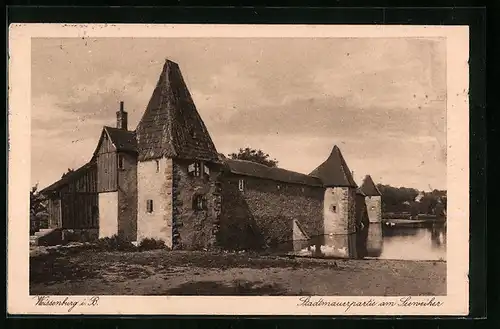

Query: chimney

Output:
[116, 101, 128, 130]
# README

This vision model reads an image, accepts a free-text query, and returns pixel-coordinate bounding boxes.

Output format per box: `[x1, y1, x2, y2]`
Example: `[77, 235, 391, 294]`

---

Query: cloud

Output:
[31, 37, 447, 190]
[59, 71, 155, 127]
[31, 70, 157, 189]
[213, 131, 446, 190]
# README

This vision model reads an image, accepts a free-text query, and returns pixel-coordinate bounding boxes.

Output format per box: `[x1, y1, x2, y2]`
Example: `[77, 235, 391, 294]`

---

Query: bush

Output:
[138, 238, 168, 251]
[95, 235, 137, 252]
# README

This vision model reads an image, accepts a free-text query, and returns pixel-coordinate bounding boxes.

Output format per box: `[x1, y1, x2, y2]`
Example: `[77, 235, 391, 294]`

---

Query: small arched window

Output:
[193, 194, 207, 211]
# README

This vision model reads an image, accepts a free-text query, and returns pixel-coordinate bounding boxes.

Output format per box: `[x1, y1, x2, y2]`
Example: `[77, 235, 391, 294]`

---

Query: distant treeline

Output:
[376, 184, 447, 217]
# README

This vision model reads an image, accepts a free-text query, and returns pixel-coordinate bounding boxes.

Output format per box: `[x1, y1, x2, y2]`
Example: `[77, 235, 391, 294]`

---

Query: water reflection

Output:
[367, 222, 446, 261]
[366, 222, 383, 257]
[293, 222, 446, 261]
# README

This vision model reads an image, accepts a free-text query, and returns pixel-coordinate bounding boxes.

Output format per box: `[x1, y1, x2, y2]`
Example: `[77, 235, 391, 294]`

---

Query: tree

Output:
[376, 183, 446, 216]
[30, 184, 49, 235]
[228, 147, 278, 168]
[376, 184, 419, 213]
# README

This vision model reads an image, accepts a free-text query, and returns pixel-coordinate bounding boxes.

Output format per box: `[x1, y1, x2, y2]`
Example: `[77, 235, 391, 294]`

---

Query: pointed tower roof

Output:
[359, 175, 382, 196]
[309, 145, 357, 187]
[136, 59, 220, 162]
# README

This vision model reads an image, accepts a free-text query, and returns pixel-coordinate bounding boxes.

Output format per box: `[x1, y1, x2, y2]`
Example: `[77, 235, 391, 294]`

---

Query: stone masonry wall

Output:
[365, 195, 382, 223]
[320, 187, 358, 258]
[217, 178, 264, 251]
[117, 152, 138, 241]
[219, 174, 324, 251]
[323, 187, 356, 235]
[137, 158, 173, 246]
[172, 159, 219, 250]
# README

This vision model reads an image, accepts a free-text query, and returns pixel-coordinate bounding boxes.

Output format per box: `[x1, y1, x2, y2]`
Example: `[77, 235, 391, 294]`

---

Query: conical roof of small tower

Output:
[359, 175, 382, 196]
[136, 59, 220, 162]
[309, 145, 357, 188]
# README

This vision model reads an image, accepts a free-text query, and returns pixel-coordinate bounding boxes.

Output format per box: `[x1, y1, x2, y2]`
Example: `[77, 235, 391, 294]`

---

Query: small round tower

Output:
[359, 175, 382, 223]
[309, 145, 358, 258]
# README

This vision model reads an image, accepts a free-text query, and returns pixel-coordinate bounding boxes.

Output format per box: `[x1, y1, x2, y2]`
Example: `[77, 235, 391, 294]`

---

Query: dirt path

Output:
[30, 250, 446, 296]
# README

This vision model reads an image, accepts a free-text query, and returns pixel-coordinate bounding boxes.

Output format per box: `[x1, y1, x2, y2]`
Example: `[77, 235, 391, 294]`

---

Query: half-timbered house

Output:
[39, 59, 382, 258]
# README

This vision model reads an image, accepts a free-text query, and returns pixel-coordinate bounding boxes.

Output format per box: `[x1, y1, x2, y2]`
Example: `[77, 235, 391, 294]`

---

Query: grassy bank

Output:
[30, 249, 446, 296]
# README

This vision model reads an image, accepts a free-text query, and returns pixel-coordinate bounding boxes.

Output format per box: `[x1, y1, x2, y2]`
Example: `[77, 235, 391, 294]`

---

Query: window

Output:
[193, 194, 207, 211]
[331, 205, 337, 213]
[146, 200, 154, 213]
[194, 162, 201, 177]
[118, 154, 124, 169]
[155, 160, 160, 173]
[238, 179, 245, 192]
[188, 162, 207, 178]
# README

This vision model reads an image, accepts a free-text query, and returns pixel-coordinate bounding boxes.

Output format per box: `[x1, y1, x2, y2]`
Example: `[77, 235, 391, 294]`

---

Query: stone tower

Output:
[359, 175, 382, 223]
[360, 174, 383, 257]
[309, 145, 358, 258]
[135, 59, 222, 249]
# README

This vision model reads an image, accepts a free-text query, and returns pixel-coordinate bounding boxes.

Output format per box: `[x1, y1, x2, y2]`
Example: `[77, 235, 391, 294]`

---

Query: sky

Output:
[31, 37, 447, 191]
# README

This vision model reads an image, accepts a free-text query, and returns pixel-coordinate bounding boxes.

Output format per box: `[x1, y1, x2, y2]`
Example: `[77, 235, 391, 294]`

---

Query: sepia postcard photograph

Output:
[8, 24, 469, 316]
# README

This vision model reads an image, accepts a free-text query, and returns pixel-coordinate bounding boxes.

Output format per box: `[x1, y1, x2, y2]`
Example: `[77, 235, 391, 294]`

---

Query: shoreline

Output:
[30, 249, 446, 296]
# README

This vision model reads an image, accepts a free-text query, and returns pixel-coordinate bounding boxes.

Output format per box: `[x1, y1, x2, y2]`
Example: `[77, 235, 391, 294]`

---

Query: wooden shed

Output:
[40, 161, 99, 230]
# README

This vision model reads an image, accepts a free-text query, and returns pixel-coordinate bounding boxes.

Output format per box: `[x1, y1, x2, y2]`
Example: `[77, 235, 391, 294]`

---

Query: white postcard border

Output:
[8, 24, 470, 316]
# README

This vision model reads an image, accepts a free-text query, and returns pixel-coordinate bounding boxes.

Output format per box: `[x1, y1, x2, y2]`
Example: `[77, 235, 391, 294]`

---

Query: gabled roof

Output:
[224, 158, 323, 187]
[135, 59, 220, 163]
[91, 127, 137, 160]
[359, 175, 382, 196]
[309, 145, 357, 188]
[40, 161, 95, 194]
[104, 126, 137, 153]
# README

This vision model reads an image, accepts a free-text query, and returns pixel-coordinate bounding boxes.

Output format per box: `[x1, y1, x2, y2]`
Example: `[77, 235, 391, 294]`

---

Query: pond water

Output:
[368, 223, 447, 261]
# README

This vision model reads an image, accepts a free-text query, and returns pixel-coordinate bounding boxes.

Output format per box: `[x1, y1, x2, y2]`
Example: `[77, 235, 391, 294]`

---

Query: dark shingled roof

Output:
[104, 126, 137, 153]
[356, 188, 366, 196]
[135, 59, 220, 163]
[359, 175, 382, 196]
[224, 158, 323, 187]
[309, 145, 357, 188]
[40, 161, 95, 194]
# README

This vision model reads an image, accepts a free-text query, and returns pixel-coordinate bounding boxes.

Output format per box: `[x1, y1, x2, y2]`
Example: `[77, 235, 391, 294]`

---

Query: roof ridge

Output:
[226, 158, 310, 176]
[40, 161, 95, 194]
[308, 145, 357, 187]
[225, 158, 323, 187]
[360, 174, 382, 196]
